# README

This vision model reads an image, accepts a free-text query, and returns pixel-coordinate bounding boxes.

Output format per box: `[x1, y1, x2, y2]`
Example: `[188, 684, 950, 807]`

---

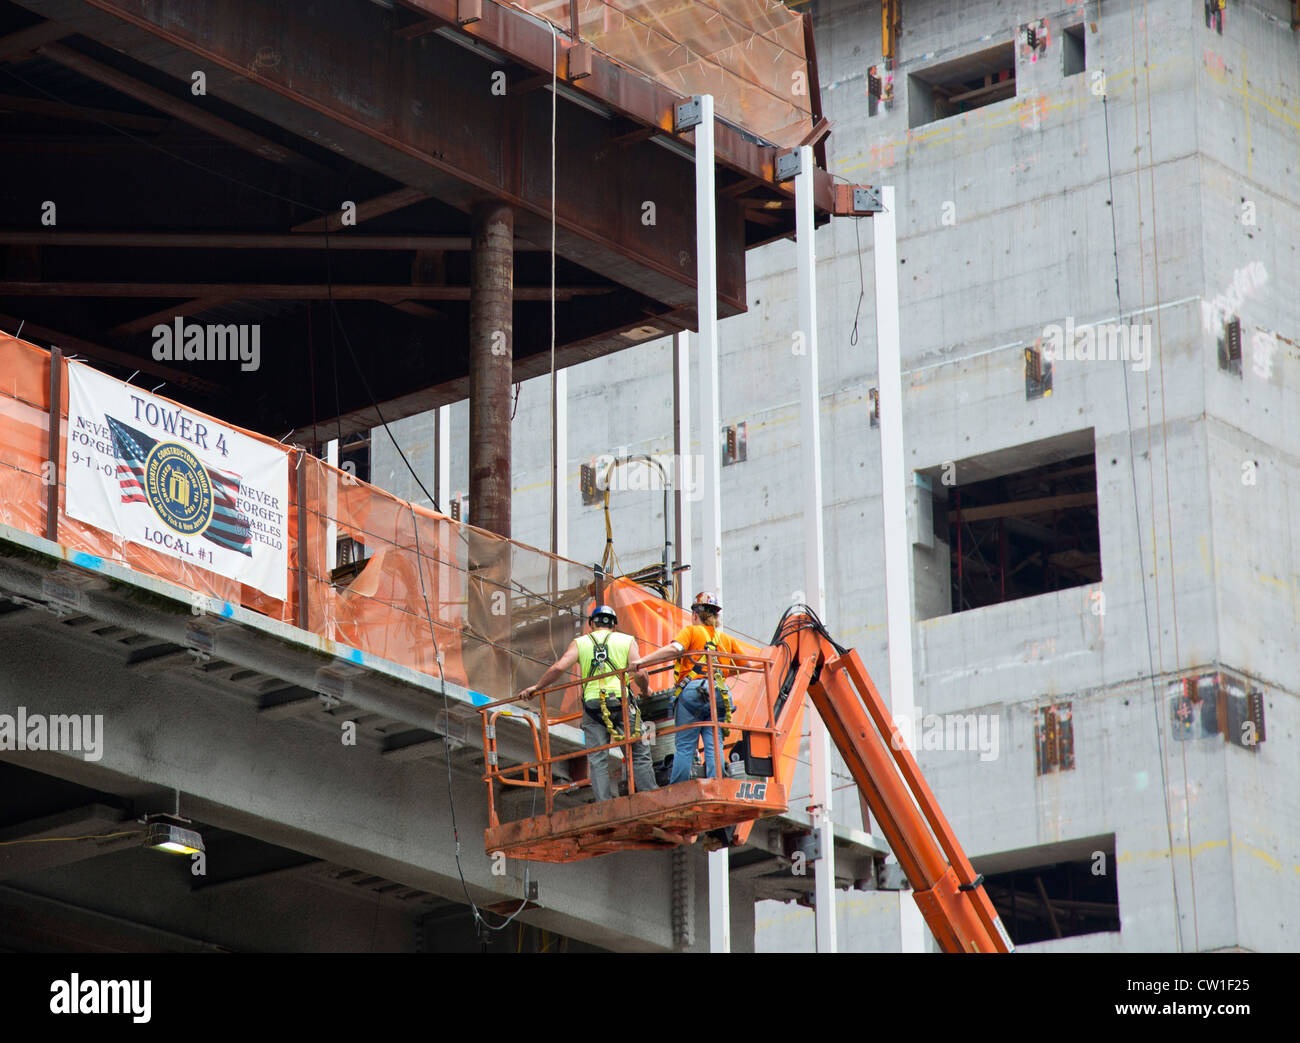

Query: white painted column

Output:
[694, 93, 730, 954]
[795, 144, 837, 953]
[435, 406, 452, 616]
[873, 186, 926, 953]
[435, 406, 451, 513]
[672, 332, 692, 609]
[325, 438, 339, 573]
[552, 368, 568, 562]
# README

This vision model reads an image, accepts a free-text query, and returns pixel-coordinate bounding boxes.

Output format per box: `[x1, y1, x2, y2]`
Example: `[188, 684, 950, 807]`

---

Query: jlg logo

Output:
[735, 781, 768, 801]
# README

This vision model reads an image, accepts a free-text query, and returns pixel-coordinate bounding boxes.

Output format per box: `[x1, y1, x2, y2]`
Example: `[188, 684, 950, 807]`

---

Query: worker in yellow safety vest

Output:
[631, 591, 741, 785]
[519, 603, 658, 801]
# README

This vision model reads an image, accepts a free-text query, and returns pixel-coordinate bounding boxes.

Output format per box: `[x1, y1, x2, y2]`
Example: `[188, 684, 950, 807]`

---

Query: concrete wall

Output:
[374, 0, 1299, 952]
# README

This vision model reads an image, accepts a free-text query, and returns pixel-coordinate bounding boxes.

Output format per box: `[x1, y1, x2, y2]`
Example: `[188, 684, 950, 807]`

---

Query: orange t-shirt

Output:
[672, 624, 742, 683]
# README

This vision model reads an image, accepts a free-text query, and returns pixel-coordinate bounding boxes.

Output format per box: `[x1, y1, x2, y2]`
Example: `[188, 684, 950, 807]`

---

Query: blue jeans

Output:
[670, 679, 727, 784]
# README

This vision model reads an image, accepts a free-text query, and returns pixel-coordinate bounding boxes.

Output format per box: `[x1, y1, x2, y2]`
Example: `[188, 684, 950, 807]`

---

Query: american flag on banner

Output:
[206, 466, 253, 556]
[107, 415, 151, 506]
[106, 415, 253, 556]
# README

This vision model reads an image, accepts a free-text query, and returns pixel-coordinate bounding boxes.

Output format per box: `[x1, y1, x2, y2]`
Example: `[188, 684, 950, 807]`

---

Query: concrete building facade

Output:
[373, 0, 1299, 952]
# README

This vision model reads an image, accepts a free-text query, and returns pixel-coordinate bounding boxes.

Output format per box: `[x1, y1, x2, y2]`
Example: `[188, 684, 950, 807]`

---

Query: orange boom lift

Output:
[479, 607, 1013, 953]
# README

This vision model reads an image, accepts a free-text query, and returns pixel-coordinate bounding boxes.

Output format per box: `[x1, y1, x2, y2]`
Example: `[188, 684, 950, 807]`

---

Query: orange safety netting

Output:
[0, 335, 789, 751]
[510, 0, 815, 148]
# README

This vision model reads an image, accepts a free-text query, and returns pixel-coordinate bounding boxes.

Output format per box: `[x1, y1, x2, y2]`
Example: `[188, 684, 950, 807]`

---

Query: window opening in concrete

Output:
[978, 836, 1119, 945]
[908, 42, 1016, 128]
[947, 450, 1100, 612]
[1063, 24, 1086, 77]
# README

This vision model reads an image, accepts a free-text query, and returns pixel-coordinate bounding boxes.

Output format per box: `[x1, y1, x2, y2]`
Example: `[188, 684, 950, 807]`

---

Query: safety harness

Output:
[673, 633, 734, 736]
[583, 632, 643, 742]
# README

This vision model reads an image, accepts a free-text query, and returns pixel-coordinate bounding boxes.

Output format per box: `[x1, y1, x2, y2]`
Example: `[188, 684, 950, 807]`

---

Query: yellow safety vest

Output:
[575, 630, 634, 703]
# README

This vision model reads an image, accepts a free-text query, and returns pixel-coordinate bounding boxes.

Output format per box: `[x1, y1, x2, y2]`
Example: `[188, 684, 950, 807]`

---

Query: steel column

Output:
[295, 452, 308, 631]
[672, 331, 692, 608]
[435, 407, 452, 513]
[325, 438, 338, 574]
[435, 405, 452, 622]
[552, 368, 567, 561]
[466, 202, 514, 701]
[795, 145, 837, 953]
[468, 202, 514, 538]
[44, 346, 61, 542]
[693, 95, 729, 953]
[873, 186, 926, 953]
[696, 97, 723, 603]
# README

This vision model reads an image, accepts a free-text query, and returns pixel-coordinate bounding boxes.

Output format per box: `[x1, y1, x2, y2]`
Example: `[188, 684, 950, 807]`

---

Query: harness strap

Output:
[583, 632, 641, 741]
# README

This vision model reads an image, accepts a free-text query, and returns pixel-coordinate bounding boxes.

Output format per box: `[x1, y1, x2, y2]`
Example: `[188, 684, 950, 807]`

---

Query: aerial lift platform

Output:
[480, 607, 1014, 953]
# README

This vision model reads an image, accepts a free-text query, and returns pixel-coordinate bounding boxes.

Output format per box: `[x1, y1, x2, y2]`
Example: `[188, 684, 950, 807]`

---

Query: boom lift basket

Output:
[479, 649, 785, 862]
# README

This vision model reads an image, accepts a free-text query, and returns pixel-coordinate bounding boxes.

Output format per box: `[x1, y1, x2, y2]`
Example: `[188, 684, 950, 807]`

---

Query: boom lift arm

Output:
[759, 608, 1014, 953]
[478, 603, 1012, 952]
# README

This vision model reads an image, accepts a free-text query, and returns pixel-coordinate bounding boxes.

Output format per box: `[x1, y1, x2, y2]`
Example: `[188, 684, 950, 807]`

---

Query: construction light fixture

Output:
[141, 815, 205, 856]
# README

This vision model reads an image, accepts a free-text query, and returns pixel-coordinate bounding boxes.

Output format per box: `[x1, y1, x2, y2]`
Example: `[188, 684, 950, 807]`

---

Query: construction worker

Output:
[518, 604, 658, 801]
[631, 591, 742, 785]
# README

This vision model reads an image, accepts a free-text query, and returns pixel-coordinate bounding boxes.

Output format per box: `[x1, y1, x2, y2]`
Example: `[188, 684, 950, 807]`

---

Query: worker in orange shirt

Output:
[631, 591, 741, 784]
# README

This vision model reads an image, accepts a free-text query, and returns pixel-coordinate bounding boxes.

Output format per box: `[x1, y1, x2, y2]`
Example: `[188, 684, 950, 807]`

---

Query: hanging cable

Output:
[849, 213, 867, 347]
[322, 237, 440, 511]
[550, 21, 560, 559]
[1135, 0, 1198, 951]
[0, 830, 142, 847]
[406, 501, 532, 937]
[1097, 3, 1186, 951]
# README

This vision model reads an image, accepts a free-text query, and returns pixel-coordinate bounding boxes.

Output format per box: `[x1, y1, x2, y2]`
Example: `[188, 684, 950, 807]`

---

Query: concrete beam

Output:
[0, 804, 138, 880]
[0, 608, 679, 951]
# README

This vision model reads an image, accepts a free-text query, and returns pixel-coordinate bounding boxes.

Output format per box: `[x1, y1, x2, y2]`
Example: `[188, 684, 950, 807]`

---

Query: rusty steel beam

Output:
[284, 307, 678, 443]
[0, 20, 71, 62]
[0, 230, 548, 250]
[36, 42, 325, 175]
[0, 310, 224, 393]
[23, 0, 750, 314]
[110, 297, 229, 336]
[396, 0, 836, 212]
[290, 187, 431, 232]
[0, 281, 612, 300]
[800, 13, 828, 169]
[0, 92, 170, 130]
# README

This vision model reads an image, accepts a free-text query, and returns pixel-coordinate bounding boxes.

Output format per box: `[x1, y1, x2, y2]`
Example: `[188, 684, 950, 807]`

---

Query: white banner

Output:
[65, 361, 289, 601]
